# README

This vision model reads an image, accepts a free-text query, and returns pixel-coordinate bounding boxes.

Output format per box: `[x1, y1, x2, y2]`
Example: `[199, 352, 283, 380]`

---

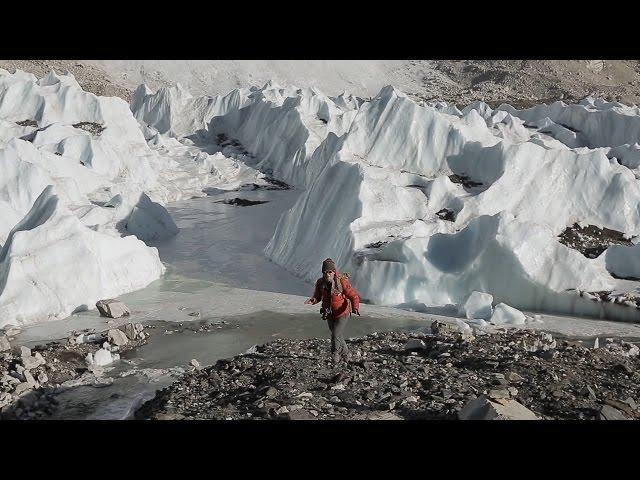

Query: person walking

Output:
[304, 258, 360, 364]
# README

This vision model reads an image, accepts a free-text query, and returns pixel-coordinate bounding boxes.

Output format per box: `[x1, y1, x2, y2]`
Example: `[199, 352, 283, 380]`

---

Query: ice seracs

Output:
[6, 67, 640, 327]
[0, 186, 165, 327]
[130, 78, 640, 322]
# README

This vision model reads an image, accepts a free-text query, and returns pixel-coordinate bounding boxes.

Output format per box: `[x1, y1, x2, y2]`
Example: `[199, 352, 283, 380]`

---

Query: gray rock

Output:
[13, 383, 32, 396]
[1, 374, 20, 385]
[352, 410, 403, 420]
[488, 389, 510, 399]
[403, 339, 426, 351]
[0, 392, 12, 408]
[581, 385, 597, 400]
[190, 359, 201, 370]
[123, 323, 139, 341]
[22, 355, 44, 370]
[598, 405, 628, 420]
[275, 406, 289, 415]
[265, 387, 278, 398]
[506, 371, 524, 383]
[108, 329, 129, 346]
[16, 345, 31, 358]
[0, 335, 10, 352]
[622, 397, 638, 411]
[4, 327, 20, 337]
[23, 370, 37, 387]
[431, 321, 459, 335]
[458, 395, 539, 420]
[96, 299, 131, 319]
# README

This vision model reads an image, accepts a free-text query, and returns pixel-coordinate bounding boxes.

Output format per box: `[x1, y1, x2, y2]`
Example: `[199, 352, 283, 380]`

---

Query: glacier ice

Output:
[129, 78, 640, 322]
[5, 66, 640, 327]
[459, 291, 494, 320]
[0, 186, 165, 326]
[490, 303, 526, 325]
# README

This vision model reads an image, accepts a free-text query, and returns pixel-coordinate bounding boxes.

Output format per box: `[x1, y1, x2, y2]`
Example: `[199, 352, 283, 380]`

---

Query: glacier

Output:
[3, 67, 640, 327]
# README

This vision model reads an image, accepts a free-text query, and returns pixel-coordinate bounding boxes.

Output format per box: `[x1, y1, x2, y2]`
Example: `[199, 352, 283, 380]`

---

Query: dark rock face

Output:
[72, 122, 105, 136]
[16, 119, 38, 127]
[216, 198, 269, 207]
[436, 208, 456, 222]
[448, 174, 482, 189]
[135, 329, 640, 421]
[558, 223, 633, 259]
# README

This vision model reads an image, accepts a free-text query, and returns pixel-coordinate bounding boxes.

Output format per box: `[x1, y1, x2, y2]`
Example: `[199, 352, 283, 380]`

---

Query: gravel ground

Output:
[135, 323, 640, 420]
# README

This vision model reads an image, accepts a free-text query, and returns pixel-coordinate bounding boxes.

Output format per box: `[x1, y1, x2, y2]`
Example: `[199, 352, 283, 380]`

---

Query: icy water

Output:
[17, 187, 640, 419]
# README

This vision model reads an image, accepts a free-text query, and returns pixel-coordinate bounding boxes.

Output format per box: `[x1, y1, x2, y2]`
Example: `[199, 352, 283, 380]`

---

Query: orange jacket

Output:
[311, 273, 360, 320]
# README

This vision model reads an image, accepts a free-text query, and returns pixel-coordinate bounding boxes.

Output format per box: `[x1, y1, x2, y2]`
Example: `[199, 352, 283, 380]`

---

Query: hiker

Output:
[304, 258, 360, 364]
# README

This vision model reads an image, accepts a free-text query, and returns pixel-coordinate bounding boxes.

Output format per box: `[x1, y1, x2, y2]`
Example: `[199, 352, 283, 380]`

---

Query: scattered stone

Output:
[581, 385, 597, 400]
[0, 335, 10, 352]
[17, 346, 32, 358]
[598, 404, 628, 420]
[506, 372, 524, 383]
[190, 359, 202, 370]
[96, 299, 131, 319]
[430, 321, 459, 335]
[22, 353, 46, 370]
[458, 395, 539, 420]
[133, 329, 640, 421]
[403, 339, 426, 351]
[108, 329, 129, 347]
[265, 387, 278, 398]
[123, 323, 138, 341]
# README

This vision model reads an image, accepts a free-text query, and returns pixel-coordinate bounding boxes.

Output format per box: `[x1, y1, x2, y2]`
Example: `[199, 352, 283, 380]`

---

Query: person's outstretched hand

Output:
[304, 298, 316, 305]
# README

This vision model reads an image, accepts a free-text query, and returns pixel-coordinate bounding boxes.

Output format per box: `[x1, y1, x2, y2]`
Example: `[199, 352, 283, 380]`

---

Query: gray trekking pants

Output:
[327, 314, 349, 357]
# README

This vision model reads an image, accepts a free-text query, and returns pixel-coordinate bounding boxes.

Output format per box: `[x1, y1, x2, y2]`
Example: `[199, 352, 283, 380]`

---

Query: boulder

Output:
[458, 395, 539, 420]
[459, 291, 494, 320]
[22, 352, 46, 370]
[598, 404, 628, 420]
[96, 299, 131, 319]
[403, 339, 426, 351]
[430, 320, 459, 335]
[16, 346, 31, 358]
[108, 329, 129, 346]
[124, 323, 142, 341]
[0, 335, 10, 352]
[351, 411, 403, 420]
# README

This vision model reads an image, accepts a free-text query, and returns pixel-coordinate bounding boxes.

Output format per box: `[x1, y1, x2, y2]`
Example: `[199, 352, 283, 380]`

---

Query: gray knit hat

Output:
[322, 258, 337, 273]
